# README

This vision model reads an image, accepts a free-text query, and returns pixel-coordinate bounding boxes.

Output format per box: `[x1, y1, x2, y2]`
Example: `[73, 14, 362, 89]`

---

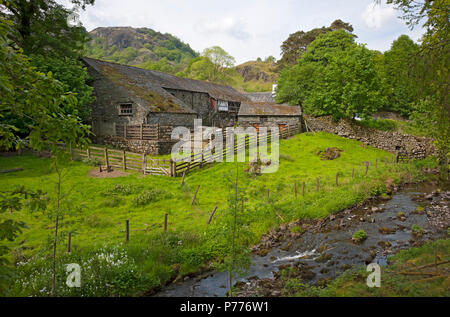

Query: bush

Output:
[352, 230, 367, 243]
[412, 224, 424, 236]
[10, 246, 146, 297]
[133, 189, 170, 206]
[82, 157, 102, 167]
[102, 184, 140, 196]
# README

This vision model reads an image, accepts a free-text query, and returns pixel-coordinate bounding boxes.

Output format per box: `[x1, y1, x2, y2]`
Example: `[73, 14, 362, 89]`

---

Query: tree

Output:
[181, 46, 236, 84]
[264, 56, 276, 63]
[0, 0, 94, 58]
[378, 35, 420, 116]
[0, 18, 91, 152]
[1, 0, 95, 126]
[202, 46, 236, 83]
[278, 19, 354, 67]
[276, 30, 385, 121]
[381, 0, 449, 179]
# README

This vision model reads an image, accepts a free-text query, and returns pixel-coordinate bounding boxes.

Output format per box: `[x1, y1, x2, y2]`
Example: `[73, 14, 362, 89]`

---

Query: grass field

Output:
[0, 132, 435, 296]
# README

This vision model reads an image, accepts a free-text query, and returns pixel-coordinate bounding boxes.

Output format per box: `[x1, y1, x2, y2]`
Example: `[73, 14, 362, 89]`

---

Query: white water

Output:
[271, 249, 317, 263]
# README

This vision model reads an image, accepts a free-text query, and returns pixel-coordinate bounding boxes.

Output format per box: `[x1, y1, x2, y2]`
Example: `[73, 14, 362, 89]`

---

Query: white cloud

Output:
[56, 0, 425, 63]
[195, 17, 251, 41]
[362, 3, 396, 29]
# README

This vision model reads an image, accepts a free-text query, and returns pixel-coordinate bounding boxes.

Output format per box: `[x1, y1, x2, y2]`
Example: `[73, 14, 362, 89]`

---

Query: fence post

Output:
[140, 124, 144, 140]
[69, 142, 73, 161]
[87, 147, 91, 159]
[125, 220, 129, 243]
[207, 206, 218, 224]
[164, 213, 168, 232]
[124, 123, 127, 139]
[294, 182, 297, 199]
[180, 168, 187, 186]
[191, 185, 200, 205]
[122, 150, 126, 171]
[67, 232, 71, 254]
[142, 153, 147, 175]
[104, 147, 109, 169]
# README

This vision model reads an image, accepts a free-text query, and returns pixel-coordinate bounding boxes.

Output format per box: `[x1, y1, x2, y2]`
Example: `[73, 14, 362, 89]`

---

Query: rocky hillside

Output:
[85, 27, 278, 92]
[232, 60, 278, 92]
[86, 27, 198, 71]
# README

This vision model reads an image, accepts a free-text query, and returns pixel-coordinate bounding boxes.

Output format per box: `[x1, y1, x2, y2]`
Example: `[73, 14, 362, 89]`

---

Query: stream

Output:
[155, 182, 449, 297]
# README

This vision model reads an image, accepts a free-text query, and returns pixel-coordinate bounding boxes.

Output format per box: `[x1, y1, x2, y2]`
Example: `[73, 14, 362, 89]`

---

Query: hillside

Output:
[232, 60, 278, 92]
[85, 27, 278, 92]
[86, 27, 198, 72]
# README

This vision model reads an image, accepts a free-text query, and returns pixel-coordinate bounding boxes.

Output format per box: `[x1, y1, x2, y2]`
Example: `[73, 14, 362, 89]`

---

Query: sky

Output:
[59, 0, 426, 64]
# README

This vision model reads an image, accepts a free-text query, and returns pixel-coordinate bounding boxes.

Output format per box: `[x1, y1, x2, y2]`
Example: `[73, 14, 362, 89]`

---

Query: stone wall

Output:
[87, 66, 149, 137]
[99, 135, 177, 155]
[239, 116, 302, 128]
[147, 112, 197, 128]
[165, 89, 211, 124]
[304, 115, 436, 159]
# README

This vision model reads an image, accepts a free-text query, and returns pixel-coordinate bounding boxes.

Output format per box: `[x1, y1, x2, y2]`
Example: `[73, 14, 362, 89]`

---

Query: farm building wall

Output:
[239, 116, 302, 128]
[86, 66, 150, 138]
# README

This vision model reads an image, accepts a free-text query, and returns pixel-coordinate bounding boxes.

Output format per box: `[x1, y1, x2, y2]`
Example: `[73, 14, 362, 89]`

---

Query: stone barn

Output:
[83, 57, 303, 154]
[238, 102, 303, 132]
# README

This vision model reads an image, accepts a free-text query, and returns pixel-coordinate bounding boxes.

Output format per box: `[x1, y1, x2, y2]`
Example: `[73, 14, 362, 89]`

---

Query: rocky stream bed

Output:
[155, 182, 449, 297]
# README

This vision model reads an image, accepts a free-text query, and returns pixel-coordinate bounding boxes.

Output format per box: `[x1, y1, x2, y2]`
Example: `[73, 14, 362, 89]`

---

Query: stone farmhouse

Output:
[82, 57, 303, 154]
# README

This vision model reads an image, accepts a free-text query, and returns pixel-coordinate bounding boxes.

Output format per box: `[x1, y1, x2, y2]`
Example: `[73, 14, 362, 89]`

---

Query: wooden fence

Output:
[71, 122, 303, 177]
[70, 145, 172, 176]
[115, 123, 172, 141]
[172, 122, 303, 177]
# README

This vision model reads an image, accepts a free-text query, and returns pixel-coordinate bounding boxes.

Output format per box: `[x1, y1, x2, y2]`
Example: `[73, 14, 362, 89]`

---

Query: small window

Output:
[119, 104, 133, 116]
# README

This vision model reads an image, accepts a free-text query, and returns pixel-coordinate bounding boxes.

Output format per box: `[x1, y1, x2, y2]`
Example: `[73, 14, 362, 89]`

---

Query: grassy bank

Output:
[0, 132, 437, 296]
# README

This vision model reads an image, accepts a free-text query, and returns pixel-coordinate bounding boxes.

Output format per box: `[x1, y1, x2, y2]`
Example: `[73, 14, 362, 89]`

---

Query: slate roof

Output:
[238, 102, 302, 116]
[83, 57, 249, 113]
[244, 92, 275, 103]
[83, 57, 196, 114]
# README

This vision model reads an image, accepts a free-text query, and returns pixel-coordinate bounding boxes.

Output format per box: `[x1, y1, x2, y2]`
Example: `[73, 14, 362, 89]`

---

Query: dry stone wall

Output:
[304, 115, 436, 159]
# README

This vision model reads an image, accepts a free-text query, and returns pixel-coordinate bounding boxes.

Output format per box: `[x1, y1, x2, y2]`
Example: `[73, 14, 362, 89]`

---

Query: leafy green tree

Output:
[1, 0, 95, 126]
[276, 30, 385, 120]
[30, 55, 94, 122]
[382, 0, 449, 179]
[278, 19, 354, 67]
[377, 35, 420, 116]
[201, 46, 236, 83]
[181, 46, 236, 84]
[0, 0, 94, 58]
[0, 18, 90, 152]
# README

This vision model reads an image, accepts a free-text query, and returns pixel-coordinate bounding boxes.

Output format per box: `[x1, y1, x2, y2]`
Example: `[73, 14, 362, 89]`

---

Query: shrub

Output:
[133, 189, 170, 206]
[352, 230, 367, 243]
[10, 246, 146, 297]
[82, 157, 102, 167]
[412, 225, 424, 236]
[102, 184, 140, 196]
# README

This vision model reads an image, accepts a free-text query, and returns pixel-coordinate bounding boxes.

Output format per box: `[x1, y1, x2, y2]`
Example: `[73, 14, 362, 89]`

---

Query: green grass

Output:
[0, 132, 436, 296]
[357, 118, 432, 137]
